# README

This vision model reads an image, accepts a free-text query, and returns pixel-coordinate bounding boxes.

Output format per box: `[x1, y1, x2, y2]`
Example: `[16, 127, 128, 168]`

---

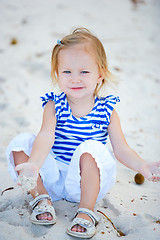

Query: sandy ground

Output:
[0, 0, 160, 239]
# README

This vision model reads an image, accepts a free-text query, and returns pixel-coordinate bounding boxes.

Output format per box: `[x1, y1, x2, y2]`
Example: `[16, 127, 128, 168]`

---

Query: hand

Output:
[15, 162, 39, 191]
[140, 161, 160, 182]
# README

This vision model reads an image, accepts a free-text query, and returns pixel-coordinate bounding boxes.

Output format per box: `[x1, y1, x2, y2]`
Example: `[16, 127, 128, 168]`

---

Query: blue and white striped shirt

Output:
[41, 92, 120, 165]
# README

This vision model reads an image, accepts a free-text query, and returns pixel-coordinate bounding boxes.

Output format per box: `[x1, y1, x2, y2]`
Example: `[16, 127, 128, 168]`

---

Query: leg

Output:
[13, 151, 53, 221]
[72, 153, 100, 233]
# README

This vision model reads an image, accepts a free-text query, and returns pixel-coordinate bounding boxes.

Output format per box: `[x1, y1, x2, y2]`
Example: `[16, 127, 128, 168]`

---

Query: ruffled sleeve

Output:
[103, 95, 120, 125]
[40, 92, 57, 108]
[40, 92, 66, 121]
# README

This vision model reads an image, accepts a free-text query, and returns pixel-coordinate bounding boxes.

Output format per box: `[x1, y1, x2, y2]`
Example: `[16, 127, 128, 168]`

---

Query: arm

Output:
[108, 110, 160, 181]
[16, 100, 56, 172]
[28, 100, 56, 169]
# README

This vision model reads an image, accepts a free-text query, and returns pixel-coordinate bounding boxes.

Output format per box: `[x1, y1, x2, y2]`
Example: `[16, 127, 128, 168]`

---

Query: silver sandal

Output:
[29, 194, 56, 225]
[67, 208, 100, 238]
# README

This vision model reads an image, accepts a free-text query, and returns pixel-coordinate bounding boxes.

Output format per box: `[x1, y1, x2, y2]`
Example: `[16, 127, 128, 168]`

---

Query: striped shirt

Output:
[41, 92, 120, 165]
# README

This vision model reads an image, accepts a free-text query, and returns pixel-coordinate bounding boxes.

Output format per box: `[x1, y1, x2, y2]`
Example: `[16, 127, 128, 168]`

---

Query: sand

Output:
[0, 0, 160, 239]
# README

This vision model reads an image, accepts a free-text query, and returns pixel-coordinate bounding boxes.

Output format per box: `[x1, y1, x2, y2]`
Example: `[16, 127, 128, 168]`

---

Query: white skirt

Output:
[6, 133, 116, 202]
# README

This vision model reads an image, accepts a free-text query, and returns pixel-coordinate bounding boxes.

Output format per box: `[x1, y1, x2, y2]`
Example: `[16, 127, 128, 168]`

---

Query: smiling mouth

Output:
[70, 87, 84, 90]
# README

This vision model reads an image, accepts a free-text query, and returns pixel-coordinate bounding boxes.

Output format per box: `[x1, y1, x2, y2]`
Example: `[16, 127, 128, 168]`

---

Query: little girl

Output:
[6, 28, 160, 239]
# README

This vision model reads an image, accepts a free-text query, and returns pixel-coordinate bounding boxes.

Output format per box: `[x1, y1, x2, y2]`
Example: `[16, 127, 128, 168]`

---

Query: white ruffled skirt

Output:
[6, 133, 116, 202]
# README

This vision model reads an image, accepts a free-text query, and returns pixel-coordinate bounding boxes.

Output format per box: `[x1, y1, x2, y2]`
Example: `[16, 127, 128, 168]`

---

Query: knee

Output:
[80, 152, 93, 166]
[80, 152, 100, 175]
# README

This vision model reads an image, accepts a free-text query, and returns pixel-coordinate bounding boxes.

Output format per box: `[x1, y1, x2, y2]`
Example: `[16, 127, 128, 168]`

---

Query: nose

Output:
[71, 73, 81, 83]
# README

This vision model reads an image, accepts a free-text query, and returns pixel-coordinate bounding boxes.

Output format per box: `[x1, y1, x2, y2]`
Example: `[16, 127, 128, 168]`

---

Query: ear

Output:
[97, 74, 103, 83]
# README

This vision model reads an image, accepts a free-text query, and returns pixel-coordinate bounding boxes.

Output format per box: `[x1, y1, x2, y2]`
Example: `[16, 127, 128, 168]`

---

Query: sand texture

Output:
[0, 0, 160, 239]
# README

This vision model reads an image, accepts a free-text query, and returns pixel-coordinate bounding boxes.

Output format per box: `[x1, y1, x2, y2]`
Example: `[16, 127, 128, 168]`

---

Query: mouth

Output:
[70, 87, 84, 90]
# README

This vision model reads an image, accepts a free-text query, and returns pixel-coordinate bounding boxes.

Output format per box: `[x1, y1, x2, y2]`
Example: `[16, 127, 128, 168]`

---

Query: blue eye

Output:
[63, 71, 71, 74]
[81, 71, 89, 74]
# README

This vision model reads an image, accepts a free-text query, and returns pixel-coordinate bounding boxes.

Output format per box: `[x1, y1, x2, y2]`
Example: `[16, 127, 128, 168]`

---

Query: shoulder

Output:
[94, 95, 120, 126]
[40, 100, 57, 132]
[98, 95, 120, 105]
[97, 95, 120, 113]
[40, 92, 66, 108]
[42, 100, 56, 123]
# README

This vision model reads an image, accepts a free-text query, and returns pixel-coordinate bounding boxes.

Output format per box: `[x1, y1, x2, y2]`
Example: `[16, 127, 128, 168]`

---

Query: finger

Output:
[15, 162, 39, 174]
[15, 163, 28, 171]
[152, 176, 160, 182]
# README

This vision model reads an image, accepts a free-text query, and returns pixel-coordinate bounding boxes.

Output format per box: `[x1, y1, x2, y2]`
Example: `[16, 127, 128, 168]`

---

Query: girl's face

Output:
[57, 44, 103, 101]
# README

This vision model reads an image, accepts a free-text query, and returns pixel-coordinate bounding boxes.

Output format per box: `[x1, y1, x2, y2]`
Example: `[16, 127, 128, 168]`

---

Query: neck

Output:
[67, 95, 95, 118]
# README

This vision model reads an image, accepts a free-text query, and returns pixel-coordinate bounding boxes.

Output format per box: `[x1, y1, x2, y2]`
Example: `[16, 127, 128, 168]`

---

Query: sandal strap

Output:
[72, 217, 93, 228]
[76, 208, 100, 225]
[29, 194, 52, 209]
[33, 204, 55, 215]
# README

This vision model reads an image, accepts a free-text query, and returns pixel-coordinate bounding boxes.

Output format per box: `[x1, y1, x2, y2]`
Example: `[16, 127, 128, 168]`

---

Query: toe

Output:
[71, 224, 86, 233]
[36, 213, 48, 220]
[47, 213, 53, 221]
[71, 225, 78, 232]
[36, 214, 41, 220]
[43, 213, 48, 220]
[77, 224, 85, 233]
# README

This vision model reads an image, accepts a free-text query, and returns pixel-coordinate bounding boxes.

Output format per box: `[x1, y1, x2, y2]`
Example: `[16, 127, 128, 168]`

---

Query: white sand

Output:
[0, 0, 160, 239]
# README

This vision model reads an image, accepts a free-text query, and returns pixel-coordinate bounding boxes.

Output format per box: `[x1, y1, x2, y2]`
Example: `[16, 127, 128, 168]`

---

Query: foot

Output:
[71, 213, 93, 233]
[36, 199, 53, 221]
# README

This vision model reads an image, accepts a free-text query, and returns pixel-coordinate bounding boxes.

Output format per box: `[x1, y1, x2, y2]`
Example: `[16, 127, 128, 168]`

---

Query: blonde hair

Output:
[51, 28, 116, 97]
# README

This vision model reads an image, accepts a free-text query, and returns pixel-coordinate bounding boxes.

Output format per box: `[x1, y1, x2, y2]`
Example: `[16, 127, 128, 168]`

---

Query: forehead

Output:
[58, 43, 96, 67]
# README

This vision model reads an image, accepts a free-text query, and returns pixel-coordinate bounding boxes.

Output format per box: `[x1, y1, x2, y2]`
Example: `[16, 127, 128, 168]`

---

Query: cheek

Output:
[58, 78, 68, 92]
[58, 80, 64, 88]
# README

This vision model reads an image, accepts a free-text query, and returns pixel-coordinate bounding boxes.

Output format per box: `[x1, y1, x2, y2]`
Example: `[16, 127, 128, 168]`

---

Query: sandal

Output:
[29, 194, 56, 225]
[67, 208, 100, 239]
